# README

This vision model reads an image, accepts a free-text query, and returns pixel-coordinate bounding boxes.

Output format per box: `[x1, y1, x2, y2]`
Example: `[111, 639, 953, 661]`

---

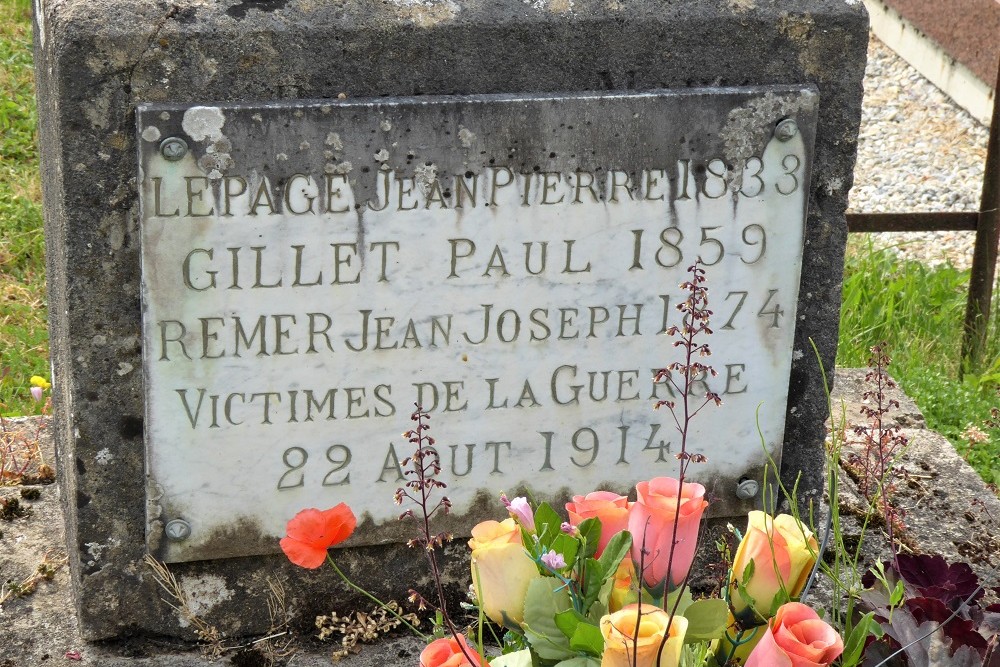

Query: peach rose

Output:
[566, 491, 630, 557]
[469, 518, 541, 628]
[628, 478, 708, 591]
[600, 603, 687, 667]
[745, 602, 843, 667]
[420, 635, 483, 667]
[730, 512, 818, 623]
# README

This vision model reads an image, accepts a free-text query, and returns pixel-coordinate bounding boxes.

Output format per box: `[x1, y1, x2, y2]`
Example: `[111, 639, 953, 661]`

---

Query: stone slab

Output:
[33, 0, 869, 640]
[137, 88, 817, 563]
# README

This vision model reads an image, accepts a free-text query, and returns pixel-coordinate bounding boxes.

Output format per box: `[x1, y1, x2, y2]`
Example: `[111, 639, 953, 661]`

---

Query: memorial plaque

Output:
[138, 88, 818, 563]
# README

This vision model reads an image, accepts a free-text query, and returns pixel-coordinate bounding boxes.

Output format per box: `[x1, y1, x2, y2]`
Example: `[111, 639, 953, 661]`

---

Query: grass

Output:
[0, 0, 997, 482]
[0, 0, 48, 417]
[838, 237, 1000, 483]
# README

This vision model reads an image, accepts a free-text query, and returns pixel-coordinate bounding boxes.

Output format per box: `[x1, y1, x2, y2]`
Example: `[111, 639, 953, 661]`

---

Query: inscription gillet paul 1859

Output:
[137, 88, 818, 562]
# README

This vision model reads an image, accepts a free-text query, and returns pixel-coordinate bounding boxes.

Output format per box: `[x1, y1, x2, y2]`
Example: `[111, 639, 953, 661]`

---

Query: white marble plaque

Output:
[138, 88, 818, 562]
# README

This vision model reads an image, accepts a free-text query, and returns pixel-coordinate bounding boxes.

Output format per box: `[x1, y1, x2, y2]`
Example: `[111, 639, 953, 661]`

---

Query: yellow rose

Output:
[468, 518, 540, 629]
[600, 603, 687, 667]
[730, 511, 817, 624]
[608, 559, 637, 613]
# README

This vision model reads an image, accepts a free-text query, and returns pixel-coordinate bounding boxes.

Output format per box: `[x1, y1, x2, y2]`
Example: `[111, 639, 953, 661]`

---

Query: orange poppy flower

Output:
[280, 504, 357, 568]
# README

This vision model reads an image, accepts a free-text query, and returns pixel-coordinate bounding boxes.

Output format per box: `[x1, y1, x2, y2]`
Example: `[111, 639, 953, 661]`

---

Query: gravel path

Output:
[849, 35, 992, 270]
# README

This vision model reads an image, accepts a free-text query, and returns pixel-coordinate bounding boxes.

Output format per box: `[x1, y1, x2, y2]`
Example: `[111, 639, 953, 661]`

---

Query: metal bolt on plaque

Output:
[159, 137, 188, 161]
[774, 118, 799, 142]
[735, 479, 760, 500]
[164, 519, 191, 540]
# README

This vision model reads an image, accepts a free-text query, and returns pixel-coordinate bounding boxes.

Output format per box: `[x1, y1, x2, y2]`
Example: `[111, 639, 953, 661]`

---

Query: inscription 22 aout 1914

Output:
[138, 88, 818, 562]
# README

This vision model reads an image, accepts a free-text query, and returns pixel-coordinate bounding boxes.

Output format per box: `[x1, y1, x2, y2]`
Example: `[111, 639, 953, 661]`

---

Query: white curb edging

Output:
[863, 0, 995, 126]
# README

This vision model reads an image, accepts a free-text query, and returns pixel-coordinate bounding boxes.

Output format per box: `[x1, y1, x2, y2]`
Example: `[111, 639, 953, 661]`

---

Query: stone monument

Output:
[33, 0, 868, 641]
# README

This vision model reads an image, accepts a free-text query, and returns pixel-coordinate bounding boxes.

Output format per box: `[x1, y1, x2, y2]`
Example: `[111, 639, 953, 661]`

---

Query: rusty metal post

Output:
[961, 57, 1000, 372]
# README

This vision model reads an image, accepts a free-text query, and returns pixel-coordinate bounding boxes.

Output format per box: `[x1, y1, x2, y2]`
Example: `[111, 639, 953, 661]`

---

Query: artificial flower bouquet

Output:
[275, 266, 998, 665]
[281, 475, 841, 667]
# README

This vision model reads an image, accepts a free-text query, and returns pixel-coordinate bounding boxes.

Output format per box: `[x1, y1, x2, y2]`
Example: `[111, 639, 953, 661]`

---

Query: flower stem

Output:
[326, 555, 427, 640]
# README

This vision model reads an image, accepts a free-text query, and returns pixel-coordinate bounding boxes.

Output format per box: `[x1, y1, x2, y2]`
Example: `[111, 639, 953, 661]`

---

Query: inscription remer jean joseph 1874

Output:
[138, 89, 818, 563]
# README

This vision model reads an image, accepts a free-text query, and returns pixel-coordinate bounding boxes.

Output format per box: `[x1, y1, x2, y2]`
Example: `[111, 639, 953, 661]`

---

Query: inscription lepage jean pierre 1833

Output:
[138, 88, 818, 562]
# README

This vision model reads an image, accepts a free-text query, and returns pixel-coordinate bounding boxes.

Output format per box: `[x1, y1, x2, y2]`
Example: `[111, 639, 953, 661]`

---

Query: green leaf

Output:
[490, 649, 534, 667]
[681, 598, 728, 643]
[521, 577, 577, 661]
[581, 558, 606, 612]
[550, 533, 580, 566]
[553, 658, 602, 667]
[534, 503, 563, 543]
[501, 630, 528, 654]
[666, 588, 695, 617]
[569, 620, 605, 656]
[553, 610, 604, 656]
[577, 518, 603, 560]
[768, 587, 791, 617]
[588, 531, 632, 614]
[554, 609, 586, 640]
[734, 560, 757, 614]
[681, 641, 712, 667]
[889, 580, 905, 608]
[597, 531, 632, 576]
[586, 598, 607, 625]
[841, 612, 881, 667]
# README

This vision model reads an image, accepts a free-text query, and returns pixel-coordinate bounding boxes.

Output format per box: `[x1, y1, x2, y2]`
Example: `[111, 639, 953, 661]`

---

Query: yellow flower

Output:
[729, 511, 817, 624]
[30, 375, 51, 390]
[600, 603, 687, 667]
[468, 518, 540, 629]
[608, 559, 637, 613]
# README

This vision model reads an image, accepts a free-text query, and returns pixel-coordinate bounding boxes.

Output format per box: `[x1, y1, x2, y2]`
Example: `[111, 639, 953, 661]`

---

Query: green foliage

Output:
[680, 598, 728, 643]
[681, 642, 712, 667]
[514, 508, 634, 662]
[521, 578, 576, 661]
[839, 239, 1000, 482]
[522, 504, 631, 626]
[553, 610, 604, 656]
[840, 612, 882, 667]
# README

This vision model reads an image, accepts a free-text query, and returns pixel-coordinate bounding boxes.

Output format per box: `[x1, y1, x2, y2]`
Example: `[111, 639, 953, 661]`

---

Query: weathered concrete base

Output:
[828, 369, 1000, 581]
[4, 369, 999, 664]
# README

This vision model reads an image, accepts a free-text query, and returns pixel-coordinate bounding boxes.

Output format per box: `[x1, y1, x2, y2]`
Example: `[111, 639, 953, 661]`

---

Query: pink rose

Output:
[627, 478, 708, 591]
[566, 491, 629, 557]
[745, 602, 844, 667]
